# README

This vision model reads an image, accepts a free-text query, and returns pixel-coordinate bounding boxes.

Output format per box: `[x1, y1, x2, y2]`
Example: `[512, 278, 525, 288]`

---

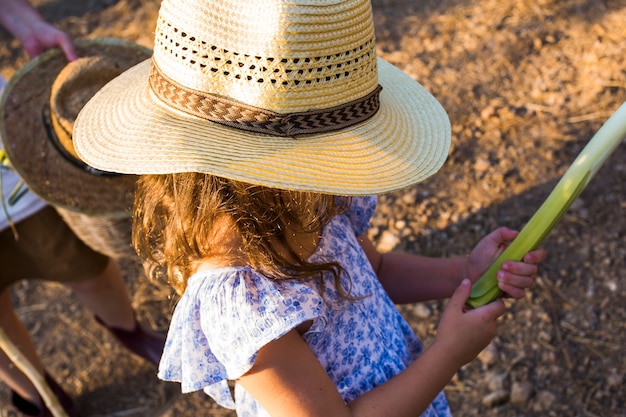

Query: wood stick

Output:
[0, 327, 68, 417]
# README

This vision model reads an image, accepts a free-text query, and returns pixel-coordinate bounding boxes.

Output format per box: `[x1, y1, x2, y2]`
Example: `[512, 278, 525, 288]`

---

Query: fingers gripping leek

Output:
[467, 102, 626, 308]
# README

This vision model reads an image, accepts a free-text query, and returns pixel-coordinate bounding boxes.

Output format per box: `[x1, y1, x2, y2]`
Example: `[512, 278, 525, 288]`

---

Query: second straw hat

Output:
[1, 37, 151, 215]
[74, 0, 451, 195]
[1, 38, 151, 257]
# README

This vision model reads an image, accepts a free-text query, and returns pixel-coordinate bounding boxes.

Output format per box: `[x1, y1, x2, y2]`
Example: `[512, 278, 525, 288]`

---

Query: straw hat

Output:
[74, 0, 451, 196]
[0, 38, 151, 257]
[0, 37, 151, 214]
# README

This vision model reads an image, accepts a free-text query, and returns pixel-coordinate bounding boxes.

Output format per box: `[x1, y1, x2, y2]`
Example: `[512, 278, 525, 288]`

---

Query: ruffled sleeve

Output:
[158, 267, 326, 409]
[347, 196, 377, 237]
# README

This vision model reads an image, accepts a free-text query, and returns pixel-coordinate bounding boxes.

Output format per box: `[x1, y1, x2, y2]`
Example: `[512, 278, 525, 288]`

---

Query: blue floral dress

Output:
[158, 196, 452, 417]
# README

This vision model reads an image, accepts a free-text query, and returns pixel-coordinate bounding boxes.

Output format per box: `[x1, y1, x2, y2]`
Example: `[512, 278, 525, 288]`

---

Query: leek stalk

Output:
[468, 102, 626, 308]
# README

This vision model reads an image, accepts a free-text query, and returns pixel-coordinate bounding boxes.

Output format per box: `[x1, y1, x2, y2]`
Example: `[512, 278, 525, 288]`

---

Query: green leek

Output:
[468, 102, 626, 308]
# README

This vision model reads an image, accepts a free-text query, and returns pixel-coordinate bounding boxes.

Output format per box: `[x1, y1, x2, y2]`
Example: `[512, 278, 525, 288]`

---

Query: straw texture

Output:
[56, 208, 135, 258]
[74, 0, 451, 195]
[0, 38, 150, 214]
[0, 38, 150, 258]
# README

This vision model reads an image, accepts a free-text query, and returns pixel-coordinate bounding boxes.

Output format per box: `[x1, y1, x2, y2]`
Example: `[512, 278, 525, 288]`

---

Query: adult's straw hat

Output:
[74, 0, 451, 196]
[0, 38, 151, 257]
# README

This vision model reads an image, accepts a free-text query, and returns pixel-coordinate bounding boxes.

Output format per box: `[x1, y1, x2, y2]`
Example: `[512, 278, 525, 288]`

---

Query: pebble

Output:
[510, 381, 534, 405]
[606, 371, 623, 389]
[376, 230, 400, 253]
[482, 390, 509, 407]
[477, 342, 498, 366]
[394, 220, 406, 230]
[605, 279, 617, 292]
[401, 192, 417, 205]
[538, 330, 552, 344]
[473, 157, 491, 173]
[533, 390, 557, 412]
[412, 303, 432, 319]
[485, 372, 507, 392]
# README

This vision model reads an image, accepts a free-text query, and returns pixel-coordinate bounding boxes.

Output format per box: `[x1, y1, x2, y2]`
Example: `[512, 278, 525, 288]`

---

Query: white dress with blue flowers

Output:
[158, 196, 452, 417]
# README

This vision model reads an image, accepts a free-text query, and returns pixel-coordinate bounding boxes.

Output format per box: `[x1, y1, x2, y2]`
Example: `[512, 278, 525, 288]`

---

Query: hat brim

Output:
[74, 57, 451, 196]
[0, 38, 151, 215]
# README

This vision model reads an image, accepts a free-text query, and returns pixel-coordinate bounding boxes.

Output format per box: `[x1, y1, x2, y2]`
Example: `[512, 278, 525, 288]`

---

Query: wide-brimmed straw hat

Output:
[0, 38, 151, 257]
[74, 0, 451, 196]
[1, 37, 150, 214]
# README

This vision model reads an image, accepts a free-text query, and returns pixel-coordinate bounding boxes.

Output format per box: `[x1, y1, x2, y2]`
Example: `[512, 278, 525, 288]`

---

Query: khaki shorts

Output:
[0, 206, 109, 291]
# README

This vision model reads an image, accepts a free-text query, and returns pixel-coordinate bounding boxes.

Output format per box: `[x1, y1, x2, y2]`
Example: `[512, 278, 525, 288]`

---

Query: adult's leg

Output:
[63, 258, 135, 331]
[64, 258, 166, 367]
[0, 209, 80, 415]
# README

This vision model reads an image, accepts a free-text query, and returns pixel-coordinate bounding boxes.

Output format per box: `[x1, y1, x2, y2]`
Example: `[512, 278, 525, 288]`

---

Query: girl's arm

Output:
[360, 235, 466, 303]
[359, 227, 547, 304]
[0, 0, 77, 60]
[238, 280, 505, 417]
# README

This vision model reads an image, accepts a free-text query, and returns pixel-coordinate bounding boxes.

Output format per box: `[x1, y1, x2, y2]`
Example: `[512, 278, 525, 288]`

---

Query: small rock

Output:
[533, 390, 557, 411]
[394, 220, 406, 230]
[510, 381, 534, 405]
[538, 330, 552, 344]
[605, 279, 617, 292]
[401, 192, 417, 205]
[477, 342, 498, 366]
[412, 303, 432, 319]
[480, 105, 496, 120]
[485, 372, 507, 392]
[482, 390, 509, 408]
[376, 230, 400, 253]
[473, 157, 491, 173]
[606, 371, 623, 389]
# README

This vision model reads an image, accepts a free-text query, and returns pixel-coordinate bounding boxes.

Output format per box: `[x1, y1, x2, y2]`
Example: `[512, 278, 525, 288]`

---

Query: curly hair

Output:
[132, 173, 351, 296]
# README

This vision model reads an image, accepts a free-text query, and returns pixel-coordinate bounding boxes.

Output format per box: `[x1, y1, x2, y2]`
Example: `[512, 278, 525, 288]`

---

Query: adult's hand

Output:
[0, 0, 78, 61]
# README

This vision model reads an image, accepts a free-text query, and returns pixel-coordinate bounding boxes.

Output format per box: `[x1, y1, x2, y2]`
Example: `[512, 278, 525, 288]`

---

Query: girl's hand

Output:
[434, 279, 506, 368]
[465, 227, 547, 299]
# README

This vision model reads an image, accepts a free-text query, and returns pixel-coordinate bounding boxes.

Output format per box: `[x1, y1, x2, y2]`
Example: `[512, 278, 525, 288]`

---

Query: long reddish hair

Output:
[133, 173, 351, 296]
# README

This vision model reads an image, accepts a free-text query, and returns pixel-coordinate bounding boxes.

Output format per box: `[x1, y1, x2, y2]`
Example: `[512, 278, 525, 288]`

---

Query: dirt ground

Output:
[1, 0, 625, 416]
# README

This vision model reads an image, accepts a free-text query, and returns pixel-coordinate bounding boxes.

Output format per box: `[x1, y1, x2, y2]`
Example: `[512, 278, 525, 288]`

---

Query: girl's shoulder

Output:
[343, 195, 377, 236]
[186, 266, 324, 317]
[161, 266, 327, 396]
[186, 266, 270, 302]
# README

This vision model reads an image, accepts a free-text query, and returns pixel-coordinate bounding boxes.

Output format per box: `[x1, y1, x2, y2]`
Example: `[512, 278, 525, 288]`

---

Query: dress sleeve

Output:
[346, 196, 377, 237]
[158, 267, 326, 409]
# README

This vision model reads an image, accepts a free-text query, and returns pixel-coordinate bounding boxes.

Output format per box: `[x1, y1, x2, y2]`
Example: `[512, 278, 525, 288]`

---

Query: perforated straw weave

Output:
[74, 0, 452, 196]
[152, 0, 378, 113]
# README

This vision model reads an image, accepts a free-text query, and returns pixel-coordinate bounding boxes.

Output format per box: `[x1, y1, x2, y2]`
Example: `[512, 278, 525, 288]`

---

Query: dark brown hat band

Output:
[149, 60, 382, 137]
[42, 105, 119, 177]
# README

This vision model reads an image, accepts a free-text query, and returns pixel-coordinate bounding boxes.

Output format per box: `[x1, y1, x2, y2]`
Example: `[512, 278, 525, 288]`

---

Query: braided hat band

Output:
[149, 60, 383, 137]
[74, 0, 451, 196]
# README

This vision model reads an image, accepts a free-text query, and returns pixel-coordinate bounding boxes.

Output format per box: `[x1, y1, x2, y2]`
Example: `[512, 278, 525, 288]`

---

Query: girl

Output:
[72, 0, 546, 415]
[136, 178, 543, 417]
